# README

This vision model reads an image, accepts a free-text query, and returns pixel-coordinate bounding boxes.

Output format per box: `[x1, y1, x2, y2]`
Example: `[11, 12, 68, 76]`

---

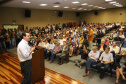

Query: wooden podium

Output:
[31, 46, 45, 84]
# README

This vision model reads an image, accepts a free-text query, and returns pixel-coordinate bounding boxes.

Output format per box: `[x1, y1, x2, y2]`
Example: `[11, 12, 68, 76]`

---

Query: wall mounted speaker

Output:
[25, 9, 31, 17]
[94, 11, 98, 15]
[76, 12, 80, 17]
[58, 11, 63, 17]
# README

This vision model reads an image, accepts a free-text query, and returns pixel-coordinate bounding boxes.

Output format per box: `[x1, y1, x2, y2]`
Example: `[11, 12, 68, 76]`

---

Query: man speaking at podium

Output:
[17, 31, 35, 84]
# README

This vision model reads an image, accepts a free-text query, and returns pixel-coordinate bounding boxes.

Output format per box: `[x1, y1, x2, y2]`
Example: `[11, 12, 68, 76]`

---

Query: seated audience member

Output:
[83, 47, 100, 77]
[46, 40, 55, 61]
[38, 39, 44, 47]
[42, 39, 49, 59]
[56, 41, 68, 65]
[113, 31, 117, 38]
[69, 39, 79, 56]
[63, 35, 68, 40]
[66, 37, 72, 46]
[75, 45, 88, 68]
[50, 42, 61, 63]
[114, 34, 122, 41]
[109, 42, 120, 57]
[54, 36, 60, 43]
[34, 38, 40, 45]
[31, 34, 37, 40]
[104, 38, 110, 46]
[109, 33, 114, 40]
[97, 47, 113, 79]
[119, 32, 125, 39]
[59, 36, 66, 46]
[72, 35, 79, 42]
[79, 35, 84, 48]
[67, 35, 71, 40]
[114, 50, 126, 84]
[48, 36, 54, 43]
[98, 39, 107, 52]
[101, 28, 106, 35]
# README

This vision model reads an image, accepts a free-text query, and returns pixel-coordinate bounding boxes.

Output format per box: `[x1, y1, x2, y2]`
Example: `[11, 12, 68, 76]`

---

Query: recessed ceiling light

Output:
[83, 9, 87, 10]
[88, 5, 93, 7]
[102, 8, 106, 9]
[116, 5, 123, 7]
[22, 1, 30, 4]
[53, 5, 60, 7]
[78, 8, 83, 10]
[88, 9, 92, 11]
[98, 7, 102, 8]
[72, 8, 76, 9]
[118, 5, 123, 7]
[64, 6, 69, 8]
[81, 3, 88, 5]
[109, 1, 116, 4]
[105, 0, 113, 1]
[94, 6, 98, 8]
[72, 1, 80, 4]
[40, 4, 47, 6]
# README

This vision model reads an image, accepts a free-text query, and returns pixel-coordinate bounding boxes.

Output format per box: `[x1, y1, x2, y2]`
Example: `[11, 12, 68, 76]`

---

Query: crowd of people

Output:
[0, 22, 126, 84]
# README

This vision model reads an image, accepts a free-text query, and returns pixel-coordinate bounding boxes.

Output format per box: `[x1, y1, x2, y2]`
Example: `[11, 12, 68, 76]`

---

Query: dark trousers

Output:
[85, 58, 97, 73]
[44, 49, 47, 58]
[0, 41, 7, 53]
[110, 51, 115, 57]
[97, 62, 110, 75]
[20, 60, 32, 84]
[5, 41, 10, 49]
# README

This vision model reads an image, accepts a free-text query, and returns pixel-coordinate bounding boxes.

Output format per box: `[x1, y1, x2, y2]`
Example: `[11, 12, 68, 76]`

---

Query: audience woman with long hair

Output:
[115, 50, 126, 84]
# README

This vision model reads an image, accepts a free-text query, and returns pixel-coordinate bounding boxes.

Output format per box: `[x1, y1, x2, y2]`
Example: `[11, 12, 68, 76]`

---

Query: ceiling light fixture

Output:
[72, 8, 76, 9]
[105, 0, 113, 1]
[116, 5, 123, 7]
[81, 3, 88, 5]
[72, 1, 80, 4]
[109, 1, 116, 4]
[78, 8, 83, 10]
[102, 8, 106, 9]
[94, 6, 98, 8]
[118, 5, 123, 7]
[83, 9, 87, 10]
[64, 6, 69, 8]
[22, 1, 30, 4]
[88, 5, 93, 7]
[98, 7, 103, 8]
[40, 4, 47, 6]
[88, 9, 92, 11]
[53, 5, 60, 7]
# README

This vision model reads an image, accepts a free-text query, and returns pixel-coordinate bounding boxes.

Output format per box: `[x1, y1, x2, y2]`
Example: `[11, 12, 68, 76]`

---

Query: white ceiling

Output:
[1, 0, 126, 11]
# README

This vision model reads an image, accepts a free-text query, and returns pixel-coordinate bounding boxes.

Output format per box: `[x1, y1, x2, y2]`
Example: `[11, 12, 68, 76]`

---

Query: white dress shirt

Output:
[88, 51, 100, 62]
[47, 43, 55, 50]
[43, 43, 49, 49]
[17, 39, 32, 62]
[99, 52, 113, 62]
[38, 42, 45, 47]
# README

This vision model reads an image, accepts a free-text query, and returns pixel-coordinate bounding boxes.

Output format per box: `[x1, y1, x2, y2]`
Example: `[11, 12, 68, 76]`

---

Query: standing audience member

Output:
[0, 29, 8, 54]
[87, 27, 93, 50]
